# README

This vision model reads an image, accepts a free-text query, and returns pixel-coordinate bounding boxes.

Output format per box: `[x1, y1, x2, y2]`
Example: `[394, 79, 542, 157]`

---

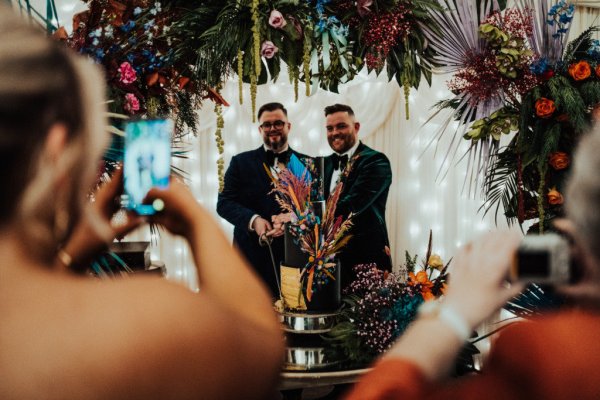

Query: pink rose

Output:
[118, 62, 137, 84]
[268, 9, 287, 29]
[261, 41, 278, 59]
[123, 93, 140, 114]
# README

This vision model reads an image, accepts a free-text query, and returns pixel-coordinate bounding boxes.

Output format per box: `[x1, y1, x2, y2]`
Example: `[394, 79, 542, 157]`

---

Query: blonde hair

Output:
[0, 7, 108, 262]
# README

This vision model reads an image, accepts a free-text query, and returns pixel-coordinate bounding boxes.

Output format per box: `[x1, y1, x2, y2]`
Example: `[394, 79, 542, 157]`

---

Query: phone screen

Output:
[123, 119, 172, 215]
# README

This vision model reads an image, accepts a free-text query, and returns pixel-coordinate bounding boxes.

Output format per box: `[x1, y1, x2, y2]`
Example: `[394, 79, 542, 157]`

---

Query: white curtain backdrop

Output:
[33, 0, 598, 289]
[139, 68, 511, 290]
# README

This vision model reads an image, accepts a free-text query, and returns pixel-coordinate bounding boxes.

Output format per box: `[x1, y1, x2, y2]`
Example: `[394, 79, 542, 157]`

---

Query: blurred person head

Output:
[324, 103, 360, 154]
[0, 7, 109, 262]
[257, 102, 290, 152]
[565, 125, 600, 282]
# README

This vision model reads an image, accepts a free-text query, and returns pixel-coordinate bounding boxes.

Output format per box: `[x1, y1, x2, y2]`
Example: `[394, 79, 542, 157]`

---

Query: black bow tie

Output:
[265, 149, 290, 166]
[331, 154, 349, 171]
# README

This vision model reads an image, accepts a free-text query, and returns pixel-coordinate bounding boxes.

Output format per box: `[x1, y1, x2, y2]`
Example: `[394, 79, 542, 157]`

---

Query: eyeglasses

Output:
[260, 120, 286, 130]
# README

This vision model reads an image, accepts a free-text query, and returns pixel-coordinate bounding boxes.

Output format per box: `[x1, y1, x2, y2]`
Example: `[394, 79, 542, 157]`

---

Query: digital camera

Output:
[510, 233, 571, 285]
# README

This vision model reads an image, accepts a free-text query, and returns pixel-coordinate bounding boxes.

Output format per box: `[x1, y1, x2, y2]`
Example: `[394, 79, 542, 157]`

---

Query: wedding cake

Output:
[277, 157, 342, 313]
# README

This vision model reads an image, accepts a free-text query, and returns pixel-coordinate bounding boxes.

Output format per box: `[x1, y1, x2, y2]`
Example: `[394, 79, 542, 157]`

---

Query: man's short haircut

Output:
[324, 103, 355, 117]
[258, 102, 287, 120]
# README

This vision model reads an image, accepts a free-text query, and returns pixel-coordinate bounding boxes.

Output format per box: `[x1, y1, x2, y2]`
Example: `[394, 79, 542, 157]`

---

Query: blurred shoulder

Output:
[0, 270, 240, 398]
[493, 310, 600, 365]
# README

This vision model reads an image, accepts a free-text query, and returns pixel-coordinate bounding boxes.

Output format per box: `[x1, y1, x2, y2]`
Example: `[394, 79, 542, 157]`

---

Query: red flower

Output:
[535, 98, 555, 118]
[548, 152, 570, 170]
[541, 69, 554, 80]
[568, 60, 591, 81]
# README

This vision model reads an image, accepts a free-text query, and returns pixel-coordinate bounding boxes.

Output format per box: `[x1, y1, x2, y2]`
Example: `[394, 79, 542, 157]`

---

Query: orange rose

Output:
[146, 72, 159, 86]
[547, 187, 564, 205]
[549, 152, 570, 170]
[569, 61, 591, 81]
[596, 65, 600, 78]
[178, 76, 190, 90]
[535, 98, 556, 118]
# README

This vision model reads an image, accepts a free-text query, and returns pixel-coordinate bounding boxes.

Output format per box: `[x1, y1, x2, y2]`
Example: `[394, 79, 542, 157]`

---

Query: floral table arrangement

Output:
[424, 0, 600, 232]
[323, 231, 467, 368]
[322, 229, 562, 371]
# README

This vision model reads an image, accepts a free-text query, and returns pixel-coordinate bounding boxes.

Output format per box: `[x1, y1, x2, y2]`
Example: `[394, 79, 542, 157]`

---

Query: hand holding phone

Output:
[123, 119, 172, 215]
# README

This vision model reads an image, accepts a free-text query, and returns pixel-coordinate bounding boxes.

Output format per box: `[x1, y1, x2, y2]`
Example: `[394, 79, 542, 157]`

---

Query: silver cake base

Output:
[279, 310, 343, 371]
[279, 311, 338, 334]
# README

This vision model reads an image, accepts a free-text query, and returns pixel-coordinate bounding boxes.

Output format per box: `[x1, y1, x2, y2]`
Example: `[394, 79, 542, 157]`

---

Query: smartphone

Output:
[123, 119, 172, 215]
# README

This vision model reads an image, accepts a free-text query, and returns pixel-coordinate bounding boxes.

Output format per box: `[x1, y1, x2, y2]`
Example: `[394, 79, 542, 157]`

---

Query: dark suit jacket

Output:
[324, 142, 392, 288]
[217, 146, 307, 297]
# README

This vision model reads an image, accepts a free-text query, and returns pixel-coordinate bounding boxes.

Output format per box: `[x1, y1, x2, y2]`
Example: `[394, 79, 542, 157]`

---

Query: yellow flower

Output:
[427, 254, 444, 270]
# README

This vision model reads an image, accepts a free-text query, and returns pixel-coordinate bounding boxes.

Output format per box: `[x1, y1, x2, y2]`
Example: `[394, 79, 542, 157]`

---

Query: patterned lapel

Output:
[337, 142, 366, 193]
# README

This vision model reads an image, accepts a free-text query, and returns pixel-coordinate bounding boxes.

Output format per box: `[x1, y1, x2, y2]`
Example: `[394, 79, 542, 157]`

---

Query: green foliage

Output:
[579, 81, 600, 105]
[563, 26, 600, 64]
[547, 76, 587, 132]
[465, 107, 519, 142]
[481, 144, 520, 226]
[404, 251, 418, 274]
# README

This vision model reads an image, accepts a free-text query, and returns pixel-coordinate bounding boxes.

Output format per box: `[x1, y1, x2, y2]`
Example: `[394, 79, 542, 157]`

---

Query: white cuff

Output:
[248, 214, 260, 231]
[438, 305, 471, 342]
[418, 301, 471, 342]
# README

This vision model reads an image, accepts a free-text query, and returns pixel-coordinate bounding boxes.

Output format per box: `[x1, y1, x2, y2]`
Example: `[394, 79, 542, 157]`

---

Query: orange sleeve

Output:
[344, 358, 428, 400]
[345, 312, 600, 400]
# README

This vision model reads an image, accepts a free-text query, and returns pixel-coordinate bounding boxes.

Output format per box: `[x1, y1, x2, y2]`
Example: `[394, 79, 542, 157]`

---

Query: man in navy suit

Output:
[217, 103, 307, 297]
[323, 104, 393, 289]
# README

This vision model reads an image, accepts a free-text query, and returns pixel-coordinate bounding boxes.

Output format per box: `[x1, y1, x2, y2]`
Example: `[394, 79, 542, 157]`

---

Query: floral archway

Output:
[25, 0, 600, 285]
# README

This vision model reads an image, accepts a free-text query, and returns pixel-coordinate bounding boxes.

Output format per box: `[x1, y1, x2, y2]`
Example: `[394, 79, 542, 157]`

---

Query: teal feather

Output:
[287, 153, 312, 184]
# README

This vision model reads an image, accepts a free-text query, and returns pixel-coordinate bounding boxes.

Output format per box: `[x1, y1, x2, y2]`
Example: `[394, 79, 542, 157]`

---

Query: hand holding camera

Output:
[511, 233, 572, 285]
[443, 231, 524, 331]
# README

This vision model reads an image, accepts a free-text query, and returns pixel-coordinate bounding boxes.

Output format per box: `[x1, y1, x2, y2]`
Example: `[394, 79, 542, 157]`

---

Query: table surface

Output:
[279, 368, 370, 391]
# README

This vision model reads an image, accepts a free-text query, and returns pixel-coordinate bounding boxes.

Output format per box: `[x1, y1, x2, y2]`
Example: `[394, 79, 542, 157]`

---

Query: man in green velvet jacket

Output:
[323, 103, 393, 289]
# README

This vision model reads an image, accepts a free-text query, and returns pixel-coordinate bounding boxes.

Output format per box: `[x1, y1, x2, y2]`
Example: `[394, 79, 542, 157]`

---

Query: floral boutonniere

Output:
[336, 153, 359, 186]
